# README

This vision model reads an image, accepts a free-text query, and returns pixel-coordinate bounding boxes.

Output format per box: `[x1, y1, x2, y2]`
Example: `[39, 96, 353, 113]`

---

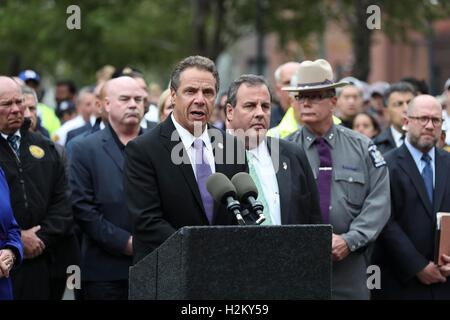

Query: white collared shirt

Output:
[405, 138, 435, 187]
[52, 115, 86, 146]
[391, 125, 404, 148]
[248, 140, 281, 225]
[1, 129, 21, 154]
[171, 113, 215, 178]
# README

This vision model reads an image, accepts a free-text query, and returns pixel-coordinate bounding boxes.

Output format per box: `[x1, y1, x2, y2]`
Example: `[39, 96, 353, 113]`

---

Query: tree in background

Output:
[1, 0, 449, 85]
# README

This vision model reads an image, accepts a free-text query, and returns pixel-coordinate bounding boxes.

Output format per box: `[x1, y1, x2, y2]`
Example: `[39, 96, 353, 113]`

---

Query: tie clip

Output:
[319, 167, 332, 171]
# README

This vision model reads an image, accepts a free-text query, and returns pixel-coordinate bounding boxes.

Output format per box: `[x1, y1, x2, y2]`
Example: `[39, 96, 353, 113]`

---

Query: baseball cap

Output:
[18, 69, 41, 83]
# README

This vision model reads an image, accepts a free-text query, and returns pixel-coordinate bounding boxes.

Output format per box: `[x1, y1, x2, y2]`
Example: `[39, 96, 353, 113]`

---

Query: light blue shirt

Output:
[404, 138, 435, 187]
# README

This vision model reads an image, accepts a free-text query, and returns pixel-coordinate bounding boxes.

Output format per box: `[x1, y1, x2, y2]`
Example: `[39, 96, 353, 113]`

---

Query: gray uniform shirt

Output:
[289, 124, 391, 299]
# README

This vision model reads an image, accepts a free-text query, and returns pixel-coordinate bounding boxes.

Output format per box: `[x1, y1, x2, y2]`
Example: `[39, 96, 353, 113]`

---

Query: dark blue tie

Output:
[421, 153, 433, 204]
[7, 134, 20, 156]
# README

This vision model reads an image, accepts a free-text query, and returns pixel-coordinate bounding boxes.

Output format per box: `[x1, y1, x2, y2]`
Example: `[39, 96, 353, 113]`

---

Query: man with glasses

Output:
[372, 95, 450, 299]
[284, 59, 390, 299]
[373, 82, 416, 154]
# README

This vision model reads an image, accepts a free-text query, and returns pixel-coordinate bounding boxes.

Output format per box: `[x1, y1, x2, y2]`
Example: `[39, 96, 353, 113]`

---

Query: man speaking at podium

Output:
[225, 74, 322, 226]
[124, 56, 247, 263]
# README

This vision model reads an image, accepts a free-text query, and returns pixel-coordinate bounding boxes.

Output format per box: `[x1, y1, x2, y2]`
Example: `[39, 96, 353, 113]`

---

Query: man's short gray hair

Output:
[21, 85, 38, 105]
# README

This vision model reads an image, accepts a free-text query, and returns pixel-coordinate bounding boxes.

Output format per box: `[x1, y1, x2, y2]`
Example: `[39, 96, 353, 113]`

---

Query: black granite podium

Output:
[129, 225, 331, 300]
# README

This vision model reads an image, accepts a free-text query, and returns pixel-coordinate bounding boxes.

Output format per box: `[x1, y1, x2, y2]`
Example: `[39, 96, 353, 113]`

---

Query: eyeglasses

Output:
[408, 115, 444, 127]
[294, 92, 334, 103]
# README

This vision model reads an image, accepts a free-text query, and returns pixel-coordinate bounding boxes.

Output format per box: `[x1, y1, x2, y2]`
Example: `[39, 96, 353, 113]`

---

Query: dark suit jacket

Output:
[372, 144, 450, 299]
[124, 117, 248, 263]
[0, 124, 78, 299]
[373, 127, 397, 155]
[69, 125, 133, 281]
[66, 123, 92, 146]
[266, 137, 322, 224]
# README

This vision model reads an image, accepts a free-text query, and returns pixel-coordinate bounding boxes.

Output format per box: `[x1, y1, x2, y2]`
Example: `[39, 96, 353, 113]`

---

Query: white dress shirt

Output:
[390, 125, 404, 148]
[248, 140, 281, 225]
[52, 115, 86, 146]
[171, 114, 215, 178]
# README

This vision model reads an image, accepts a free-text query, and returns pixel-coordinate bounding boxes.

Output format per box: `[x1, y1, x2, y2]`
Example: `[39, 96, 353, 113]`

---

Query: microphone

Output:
[231, 172, 266, 225]
[206, 173, 245, 225]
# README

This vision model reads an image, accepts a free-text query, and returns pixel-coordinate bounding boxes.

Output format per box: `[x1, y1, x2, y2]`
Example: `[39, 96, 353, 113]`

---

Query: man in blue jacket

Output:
[69, 76, 146, 299]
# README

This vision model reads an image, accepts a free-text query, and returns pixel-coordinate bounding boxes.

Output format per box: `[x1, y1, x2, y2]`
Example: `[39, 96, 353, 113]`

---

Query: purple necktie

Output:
[193, 139, 214, 224]
[316, 137, 332, 224]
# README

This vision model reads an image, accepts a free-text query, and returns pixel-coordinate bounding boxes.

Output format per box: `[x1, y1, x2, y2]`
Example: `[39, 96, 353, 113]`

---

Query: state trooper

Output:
[284, 59, 390, 299]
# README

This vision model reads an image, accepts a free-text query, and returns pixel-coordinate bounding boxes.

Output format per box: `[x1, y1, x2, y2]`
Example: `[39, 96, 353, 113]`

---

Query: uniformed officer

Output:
[283, 60, 391, 299]
[0, 76, 78, 299]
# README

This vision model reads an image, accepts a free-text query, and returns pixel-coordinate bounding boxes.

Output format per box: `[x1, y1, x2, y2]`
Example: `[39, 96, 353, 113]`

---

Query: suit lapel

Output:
[387, 128, 396, 149]
[397, 144, 434, 217]
[102, 128, 124, 172]
[267, 137, 291, 224]
[433, 149, 449, 216]
[160, 117, 206, 220]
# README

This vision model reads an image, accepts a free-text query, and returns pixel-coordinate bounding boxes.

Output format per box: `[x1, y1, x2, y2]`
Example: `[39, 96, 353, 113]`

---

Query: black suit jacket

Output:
[372, 144, 450, 299]
[124, 117, 248, 262]
[266, 137, 322, 224]
[373, 127, 397, 155]
[66, 123, 92, 146]
[0, 125, 78, 299]
[69, 126, 133, 281]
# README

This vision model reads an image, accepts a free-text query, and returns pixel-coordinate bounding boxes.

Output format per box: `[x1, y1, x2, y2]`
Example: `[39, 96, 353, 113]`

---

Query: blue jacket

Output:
[0, 167, 23, 300]
[69, 126, 133, 281]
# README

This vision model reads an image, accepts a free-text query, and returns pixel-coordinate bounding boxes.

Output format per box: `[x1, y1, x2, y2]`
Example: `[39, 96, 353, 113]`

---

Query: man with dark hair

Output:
[373, 82, 416, 154]
[225, 74, 321, 226]
[400, 77, 429, 95]
[55, 80, 77, 105]
[124, 56, 247, 263]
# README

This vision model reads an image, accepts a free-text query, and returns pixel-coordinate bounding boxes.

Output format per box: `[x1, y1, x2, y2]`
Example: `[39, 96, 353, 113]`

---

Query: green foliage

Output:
[1, 0, 449, 85]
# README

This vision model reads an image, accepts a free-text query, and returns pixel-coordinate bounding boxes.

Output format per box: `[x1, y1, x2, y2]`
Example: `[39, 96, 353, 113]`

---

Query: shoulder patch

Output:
[368, 144, 386, 168]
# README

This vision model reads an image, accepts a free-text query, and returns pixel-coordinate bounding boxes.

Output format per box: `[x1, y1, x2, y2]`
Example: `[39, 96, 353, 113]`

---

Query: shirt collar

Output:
[247, 138, 270, 162]
[302, 124, 336, 149]
[390, 125, 404, 146]
[1, 129, 21, 141]
[404, 137, 435, 166]
[171, 113, 211, 152]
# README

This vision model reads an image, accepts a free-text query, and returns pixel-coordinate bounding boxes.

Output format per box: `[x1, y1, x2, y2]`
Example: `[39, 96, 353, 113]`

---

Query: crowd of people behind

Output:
[1, 55, 450, 300]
